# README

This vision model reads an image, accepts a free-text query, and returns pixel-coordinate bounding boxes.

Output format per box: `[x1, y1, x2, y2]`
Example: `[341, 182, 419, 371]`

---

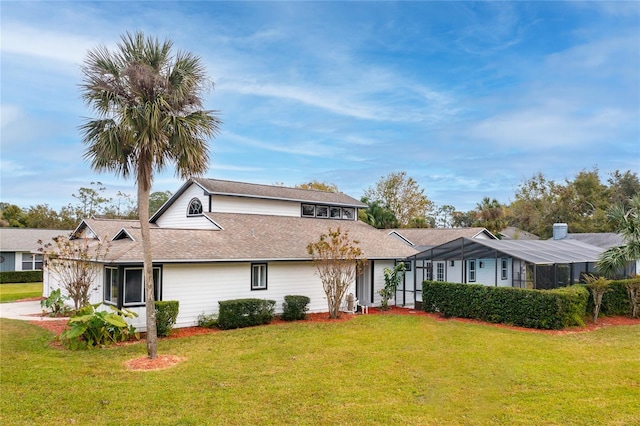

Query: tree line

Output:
[0, 182, 172, 230]
[357, 168, 639, 239]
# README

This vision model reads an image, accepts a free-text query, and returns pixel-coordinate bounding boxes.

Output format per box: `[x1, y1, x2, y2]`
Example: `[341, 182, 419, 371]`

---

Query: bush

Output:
[422, 281, 588, 330]
[586, 280, 632, 317]
[282, 295, 311, 321]
[40, 288, 71, 317]
[197, 312, 218, 328]
[155, 300, 179, 337]
[60, 303, 138, 349]
[217, 298, 276, 330]
[0, 270, 42, 284]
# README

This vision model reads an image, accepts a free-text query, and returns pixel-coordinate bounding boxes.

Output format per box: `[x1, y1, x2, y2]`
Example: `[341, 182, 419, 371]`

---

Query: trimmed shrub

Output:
[0, 270, 42, 284]
[197, 312, 218, 328]
[586, 280, 631, 317]
[282, 295, 311, 321]
[218, 298, 276, 330]
[422, 281, 588, 330]
[155, 300, 179, 337]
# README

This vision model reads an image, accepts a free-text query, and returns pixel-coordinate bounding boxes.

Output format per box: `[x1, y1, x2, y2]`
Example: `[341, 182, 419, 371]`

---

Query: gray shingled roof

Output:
[0, 228, 73, 252]
[388, 227, 495, 250]
[78, 215, 417, 263]
[193, 177, 367, 207]
[562, 233, 624, 249]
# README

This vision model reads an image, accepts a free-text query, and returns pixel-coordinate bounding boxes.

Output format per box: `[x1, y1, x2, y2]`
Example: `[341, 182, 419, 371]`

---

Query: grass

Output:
[1, 315, 639, 425]
[0, 283, 42, 303]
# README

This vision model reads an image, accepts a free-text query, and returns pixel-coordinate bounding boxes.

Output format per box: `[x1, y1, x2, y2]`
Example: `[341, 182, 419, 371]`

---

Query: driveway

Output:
[0, 300, 61, 321]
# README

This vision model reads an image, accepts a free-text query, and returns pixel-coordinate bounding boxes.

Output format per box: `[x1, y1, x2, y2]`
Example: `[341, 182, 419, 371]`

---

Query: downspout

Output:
[494, 251, 498, 286]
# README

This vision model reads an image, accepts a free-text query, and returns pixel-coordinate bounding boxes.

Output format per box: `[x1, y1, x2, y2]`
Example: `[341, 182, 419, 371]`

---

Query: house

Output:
[43, 178, 417, 330]
[385, 227, 497, 308]
[0, 228, 72, 272]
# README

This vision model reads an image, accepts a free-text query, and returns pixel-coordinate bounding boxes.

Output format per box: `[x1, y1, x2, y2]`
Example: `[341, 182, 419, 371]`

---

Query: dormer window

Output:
[330, 207, 342, 219]
[316, 206, 329, 218]
[187, 198, 203, 216]
[301, 204, 315, 217]
[341, 208, 355, 220]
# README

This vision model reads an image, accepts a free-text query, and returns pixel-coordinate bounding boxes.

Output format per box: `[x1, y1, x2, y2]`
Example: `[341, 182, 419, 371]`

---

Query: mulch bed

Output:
[25, 306, 640, 371]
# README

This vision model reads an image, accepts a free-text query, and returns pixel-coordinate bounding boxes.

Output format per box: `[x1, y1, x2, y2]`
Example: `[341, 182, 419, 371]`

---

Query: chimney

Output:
[553, 223, 568, 240]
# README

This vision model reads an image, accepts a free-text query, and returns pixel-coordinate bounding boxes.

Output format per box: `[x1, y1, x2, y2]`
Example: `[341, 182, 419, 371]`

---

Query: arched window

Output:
[187, 198, 203, 216]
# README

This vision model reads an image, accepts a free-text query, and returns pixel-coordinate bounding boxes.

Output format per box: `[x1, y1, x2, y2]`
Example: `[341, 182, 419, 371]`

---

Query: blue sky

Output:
[1, 1, 639, 213]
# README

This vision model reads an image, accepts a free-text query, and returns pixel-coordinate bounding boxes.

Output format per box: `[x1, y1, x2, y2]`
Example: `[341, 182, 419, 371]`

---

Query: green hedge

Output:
[155, 300, 179, 337]
[282, 295, 311, 321]
[422, 281, 588, 330]
[217, 298, 276, 330]
[0, 270, 43, 284]
[585, 279, 637, 317]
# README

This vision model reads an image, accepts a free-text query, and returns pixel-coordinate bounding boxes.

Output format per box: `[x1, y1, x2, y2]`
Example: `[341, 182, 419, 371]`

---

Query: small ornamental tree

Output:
[39, 236, 110, 310]
[625, 276, 640, 318]
[379, 262, 406, 310]
[584, 274, 612, 323]
[307, 227, 366, 319]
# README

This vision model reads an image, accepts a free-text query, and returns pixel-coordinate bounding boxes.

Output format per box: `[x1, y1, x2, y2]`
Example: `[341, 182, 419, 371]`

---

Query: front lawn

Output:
[1, 315, 639, 425]
[0, 283, 42, 303]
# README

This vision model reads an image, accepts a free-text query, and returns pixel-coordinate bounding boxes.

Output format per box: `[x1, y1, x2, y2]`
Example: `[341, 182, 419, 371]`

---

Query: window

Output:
[330, 207, 342, 219]
[187, 198, 203, 216]
[469, 260, 476, 282]
[316, 206, 329, 218]
[436, 262, 444, 282]
[425, 263, 433, 281]
[501, 258, 508, 280]
[104, 267, 119, 304]
[301, 204, 315, 217]
[251, 263, 267, 290]
[341, 208, 355, 220]
[21, 253, 43, 270]
[401, 260, 412, 272]
[123, 267, 161, 306]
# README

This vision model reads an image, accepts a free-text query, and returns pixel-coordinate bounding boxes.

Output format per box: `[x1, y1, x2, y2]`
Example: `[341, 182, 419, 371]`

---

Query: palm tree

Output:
[597, 195, 640, 278]
[80, 31, 221, 358]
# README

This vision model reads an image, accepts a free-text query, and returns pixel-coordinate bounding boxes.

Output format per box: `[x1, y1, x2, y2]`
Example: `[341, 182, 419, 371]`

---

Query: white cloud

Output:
[1, 23, 97, 65]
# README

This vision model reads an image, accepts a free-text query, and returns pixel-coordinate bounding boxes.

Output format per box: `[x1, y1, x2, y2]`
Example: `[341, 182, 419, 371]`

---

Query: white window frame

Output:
[436, 262, 445, 282]
[341, 208, 355, 220]
[251, 263, 267, 290]
[469, 260, 476, 282]
[501, 258, 508, 280]
[329, 206, 342, 219]
[21, 253, 43, 271]
[301, 204, 316, 217]
[316, 206, 329, 218]
[104, 266, 119, 305]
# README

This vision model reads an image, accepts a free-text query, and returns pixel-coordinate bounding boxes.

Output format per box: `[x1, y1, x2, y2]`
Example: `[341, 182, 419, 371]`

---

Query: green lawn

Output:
[0, 283, 42, 303]
[1, 315, 639, 425]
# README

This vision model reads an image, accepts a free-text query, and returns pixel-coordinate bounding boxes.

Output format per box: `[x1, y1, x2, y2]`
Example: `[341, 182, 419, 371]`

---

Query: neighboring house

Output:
[385, 227, 497, 307]
[44, 178, 417, 330]
[499, 226, 539, 240]
[0, 228, 72, 273]
[550, 223, 638, 277]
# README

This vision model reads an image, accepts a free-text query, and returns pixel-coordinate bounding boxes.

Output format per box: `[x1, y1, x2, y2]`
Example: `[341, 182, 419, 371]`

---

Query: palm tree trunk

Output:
[138, 183, 158, 359]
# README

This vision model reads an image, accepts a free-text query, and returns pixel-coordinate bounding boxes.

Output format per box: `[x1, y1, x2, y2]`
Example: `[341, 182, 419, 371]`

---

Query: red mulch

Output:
[26, 307, 640, 371]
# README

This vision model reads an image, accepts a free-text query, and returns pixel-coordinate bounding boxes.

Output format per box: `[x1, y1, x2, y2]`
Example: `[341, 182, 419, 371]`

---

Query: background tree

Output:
[607, 170, 640, 207]
[452, 210, 477, 228]
[39, 236, 110, 310]
[72, 181, 111, 219]
[80, 31, 221, 359]
[597, 195, 640, 278]
[474, 197, 507, 236]
[0, 204, 27, 227]
[149, 190, 172, 216]
[434, 204, 456, 228]
[295, 181, 339, 192]
[307, 227, 366, 319]
[358, 197, 398, 229]
[363, 171, 432, 227]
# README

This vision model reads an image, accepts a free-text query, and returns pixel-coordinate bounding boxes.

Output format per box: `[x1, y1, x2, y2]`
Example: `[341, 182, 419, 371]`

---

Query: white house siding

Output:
[446, 260, 462, 284]
[371, 260, 395, 306]
[155, 184, 216, 229]
[210, 195, 300, 217]
[125, 261, 343, 330]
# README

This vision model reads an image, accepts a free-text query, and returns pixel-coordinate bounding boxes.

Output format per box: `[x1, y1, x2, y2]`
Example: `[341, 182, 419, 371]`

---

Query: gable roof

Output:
[0, 228, 72, 252]
[412, 237, 604, 265]
[151, 178, 367, 222]
[388, 227, 496, 251]
[83, 215, 417, 264]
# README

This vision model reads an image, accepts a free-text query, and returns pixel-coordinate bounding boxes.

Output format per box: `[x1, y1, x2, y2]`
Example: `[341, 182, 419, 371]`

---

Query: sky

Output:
[1, 1, 639, 213]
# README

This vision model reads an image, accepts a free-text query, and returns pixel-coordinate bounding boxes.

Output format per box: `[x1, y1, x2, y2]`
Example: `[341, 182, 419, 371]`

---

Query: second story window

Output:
[187, 198, 203, 216]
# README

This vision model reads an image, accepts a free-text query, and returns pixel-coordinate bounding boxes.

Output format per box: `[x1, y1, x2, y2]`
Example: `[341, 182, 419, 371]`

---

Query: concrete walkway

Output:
[0, 301, 63, 321]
